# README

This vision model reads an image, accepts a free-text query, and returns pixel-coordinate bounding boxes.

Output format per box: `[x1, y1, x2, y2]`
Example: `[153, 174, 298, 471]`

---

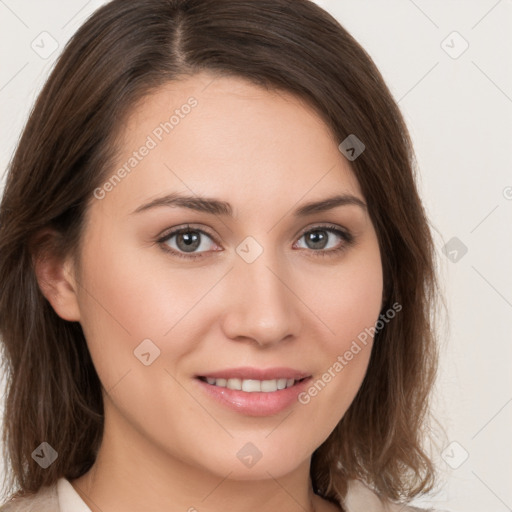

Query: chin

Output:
[192, 443, 309, 482]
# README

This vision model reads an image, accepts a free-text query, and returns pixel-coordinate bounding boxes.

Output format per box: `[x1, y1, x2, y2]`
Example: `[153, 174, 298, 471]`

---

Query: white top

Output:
[57, 479, 91, 512]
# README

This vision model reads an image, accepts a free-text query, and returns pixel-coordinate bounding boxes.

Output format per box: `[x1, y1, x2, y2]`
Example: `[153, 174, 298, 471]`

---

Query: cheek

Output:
[77, 224, 190, 334]
[313, 236, 383, 349]
[298, 239, 383, 425]
[74, 231, 170, 384]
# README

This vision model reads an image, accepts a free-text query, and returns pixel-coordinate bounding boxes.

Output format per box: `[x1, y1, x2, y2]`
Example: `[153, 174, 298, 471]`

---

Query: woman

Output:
[0, 1, 442, 511]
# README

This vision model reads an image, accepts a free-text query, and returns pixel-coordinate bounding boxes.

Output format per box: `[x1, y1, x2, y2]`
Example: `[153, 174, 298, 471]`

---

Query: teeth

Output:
[203, 377, 299, 392]
[277, 378, 287, 390]
[242, 379, 260, 392]
[227, 378, 242, 390]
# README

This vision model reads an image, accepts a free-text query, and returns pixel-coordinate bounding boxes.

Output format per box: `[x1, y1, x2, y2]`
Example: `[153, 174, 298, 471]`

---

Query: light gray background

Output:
[1, 1, 511, 511]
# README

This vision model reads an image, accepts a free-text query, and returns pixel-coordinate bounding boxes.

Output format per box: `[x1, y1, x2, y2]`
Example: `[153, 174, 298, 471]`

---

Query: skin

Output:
[36, 72, 384, 512]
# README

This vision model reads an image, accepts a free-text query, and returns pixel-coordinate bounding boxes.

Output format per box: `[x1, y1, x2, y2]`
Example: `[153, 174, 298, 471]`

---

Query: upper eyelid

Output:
[158, 224, 218, 243]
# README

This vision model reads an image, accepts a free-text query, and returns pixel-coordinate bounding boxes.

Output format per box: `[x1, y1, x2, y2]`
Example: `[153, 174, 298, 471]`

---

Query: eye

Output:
[294, 224, 354, 257]
[158, 225, 219, 260]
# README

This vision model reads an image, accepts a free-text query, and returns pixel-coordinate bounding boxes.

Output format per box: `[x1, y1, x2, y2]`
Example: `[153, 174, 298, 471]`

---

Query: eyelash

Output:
[157, 223, 355, 260]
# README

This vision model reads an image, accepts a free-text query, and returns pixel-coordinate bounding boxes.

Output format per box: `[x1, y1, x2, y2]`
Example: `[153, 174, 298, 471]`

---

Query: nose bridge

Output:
[221, 238, 301, 346]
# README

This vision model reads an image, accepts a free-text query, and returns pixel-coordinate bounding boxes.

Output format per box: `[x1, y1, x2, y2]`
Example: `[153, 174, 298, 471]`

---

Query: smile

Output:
[195, 370, 313, 416]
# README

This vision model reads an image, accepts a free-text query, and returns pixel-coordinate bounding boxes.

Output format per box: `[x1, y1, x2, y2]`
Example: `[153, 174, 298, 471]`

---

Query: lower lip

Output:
[195, 377, 312, 417]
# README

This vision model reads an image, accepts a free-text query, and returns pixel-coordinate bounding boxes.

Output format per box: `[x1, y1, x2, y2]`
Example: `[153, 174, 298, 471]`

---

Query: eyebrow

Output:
[131, 192, 367, 217]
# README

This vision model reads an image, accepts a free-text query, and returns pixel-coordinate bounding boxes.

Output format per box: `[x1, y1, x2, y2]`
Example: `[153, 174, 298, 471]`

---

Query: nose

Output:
[220, 247, 302, 348]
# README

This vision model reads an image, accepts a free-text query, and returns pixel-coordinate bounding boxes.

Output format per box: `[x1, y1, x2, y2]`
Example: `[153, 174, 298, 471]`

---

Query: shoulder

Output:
[0, 482, 59, 512]
[344, 479, 445, 512]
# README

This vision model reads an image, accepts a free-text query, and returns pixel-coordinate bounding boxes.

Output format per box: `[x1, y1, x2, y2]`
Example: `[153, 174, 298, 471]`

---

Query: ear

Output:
[31, 228, 81, 322]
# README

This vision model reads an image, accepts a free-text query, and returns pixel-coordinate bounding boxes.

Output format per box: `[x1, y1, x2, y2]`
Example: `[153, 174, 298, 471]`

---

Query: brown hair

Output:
[0, 0, 440, 508]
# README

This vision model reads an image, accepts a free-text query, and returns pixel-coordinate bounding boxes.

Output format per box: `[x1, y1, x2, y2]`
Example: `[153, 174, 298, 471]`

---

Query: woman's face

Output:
[71, 72, 383, 480]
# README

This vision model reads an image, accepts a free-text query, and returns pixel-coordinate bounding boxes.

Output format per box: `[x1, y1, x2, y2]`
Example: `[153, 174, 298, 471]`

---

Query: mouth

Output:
[194, 367, 313, 416]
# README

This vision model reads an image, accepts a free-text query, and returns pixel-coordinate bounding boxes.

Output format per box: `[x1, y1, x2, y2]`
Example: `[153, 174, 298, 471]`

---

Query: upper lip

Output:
[197, 367, 311, 381]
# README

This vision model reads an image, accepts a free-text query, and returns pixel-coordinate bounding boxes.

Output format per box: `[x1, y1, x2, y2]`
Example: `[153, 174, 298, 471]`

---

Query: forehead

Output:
[99, 72, 364, 216]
